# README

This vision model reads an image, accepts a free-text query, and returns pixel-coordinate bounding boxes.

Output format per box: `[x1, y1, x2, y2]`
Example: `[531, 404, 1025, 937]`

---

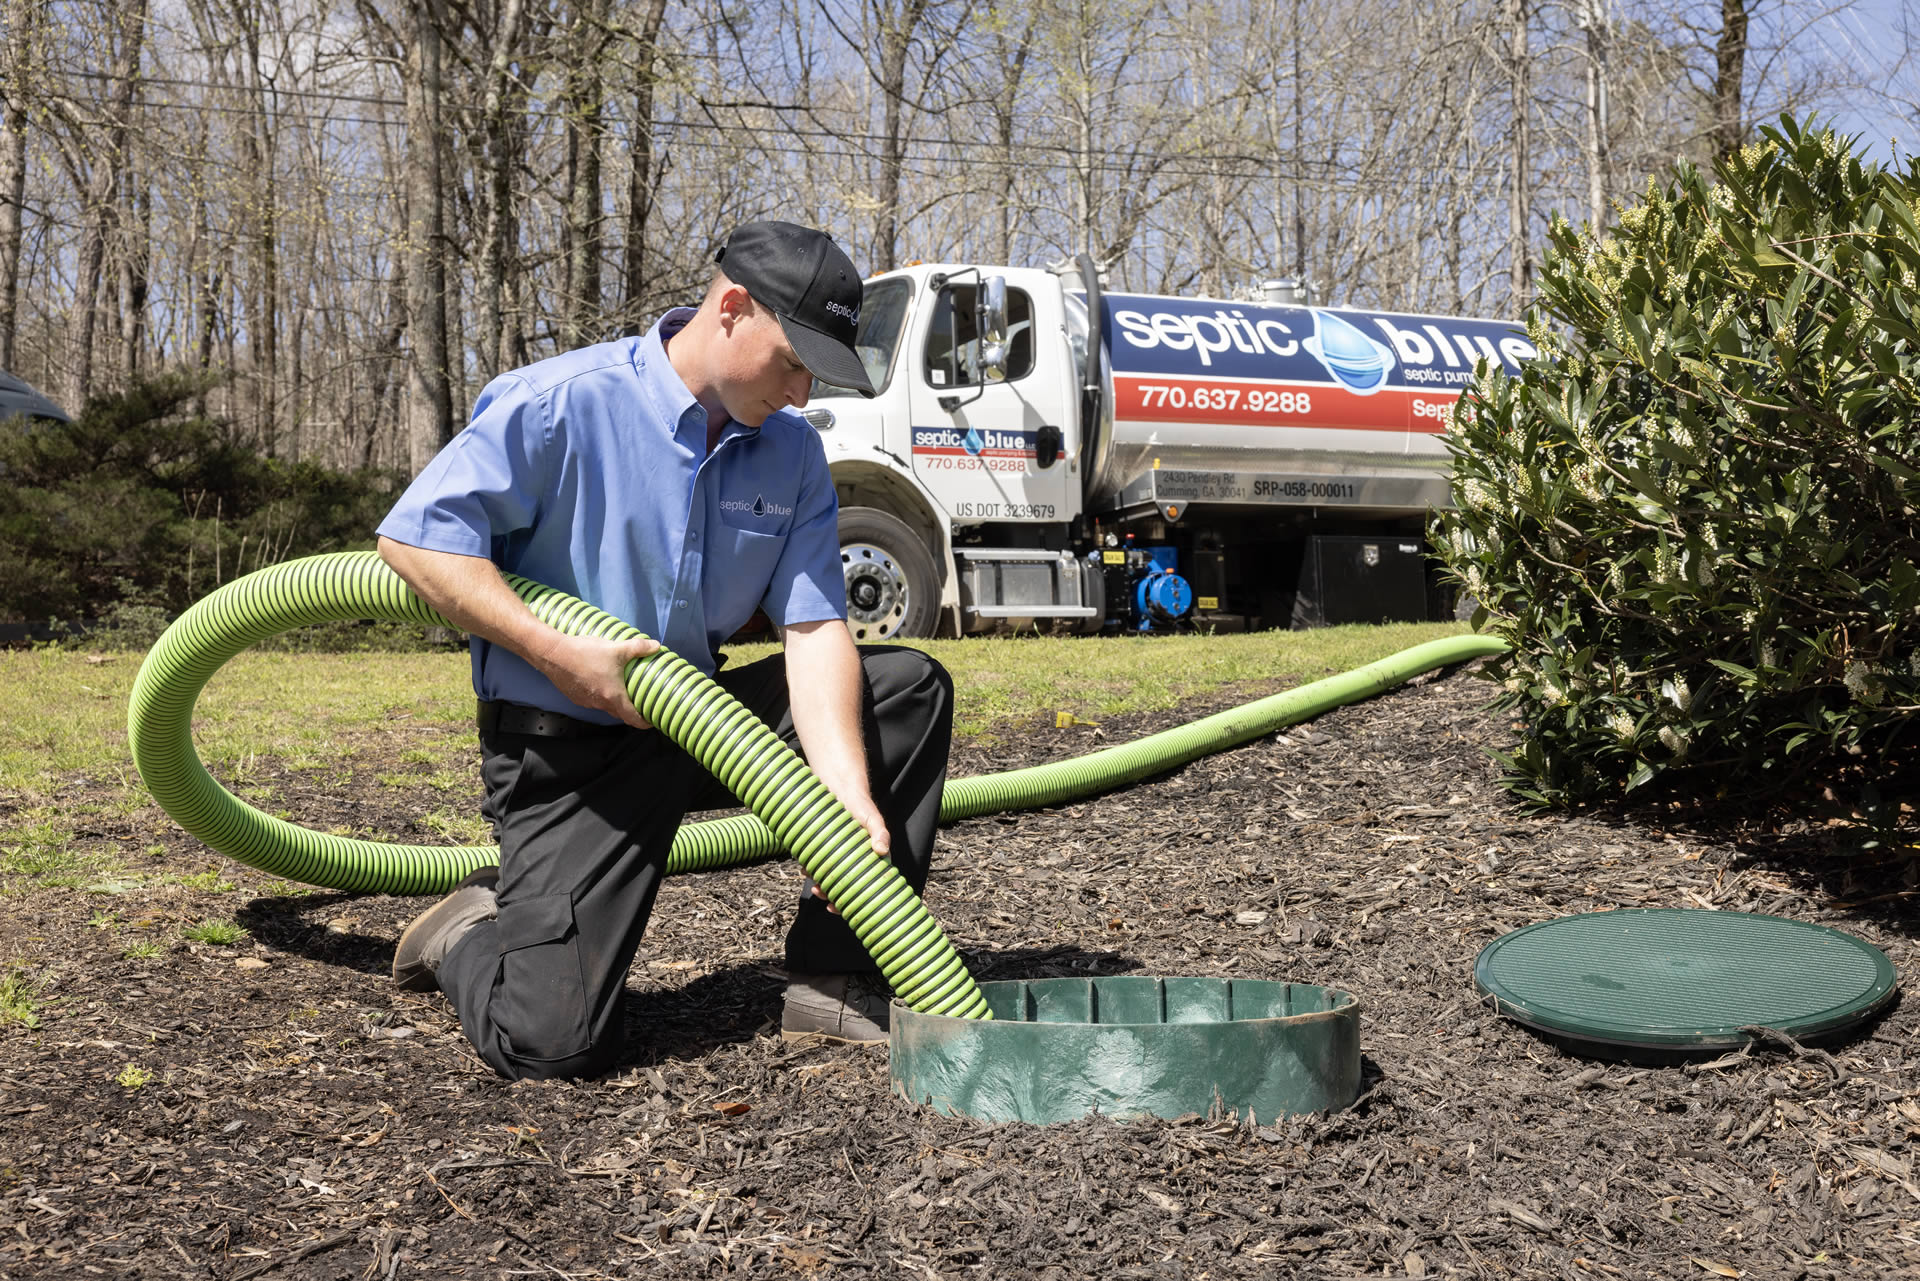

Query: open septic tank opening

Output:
[889, 977, 1360, 1125]
[1475, 909, 1897, 1060]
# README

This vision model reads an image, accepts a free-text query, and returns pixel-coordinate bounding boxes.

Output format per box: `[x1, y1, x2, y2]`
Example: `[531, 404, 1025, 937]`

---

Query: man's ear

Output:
[714, 282, 754, 332]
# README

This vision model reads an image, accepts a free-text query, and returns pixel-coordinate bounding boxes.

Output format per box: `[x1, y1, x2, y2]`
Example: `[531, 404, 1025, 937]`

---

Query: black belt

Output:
[477, 700, 628, 739]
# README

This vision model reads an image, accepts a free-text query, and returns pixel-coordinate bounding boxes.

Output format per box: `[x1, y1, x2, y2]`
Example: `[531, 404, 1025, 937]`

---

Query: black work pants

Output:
[436, 645, 953, 1081]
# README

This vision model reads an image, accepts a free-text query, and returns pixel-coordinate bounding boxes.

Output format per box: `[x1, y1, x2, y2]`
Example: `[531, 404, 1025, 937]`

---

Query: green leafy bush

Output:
[1433, 118, 1920, 806]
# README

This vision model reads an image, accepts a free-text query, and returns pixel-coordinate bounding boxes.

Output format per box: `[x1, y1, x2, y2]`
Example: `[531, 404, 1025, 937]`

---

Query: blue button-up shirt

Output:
[377, 308, 846, 722]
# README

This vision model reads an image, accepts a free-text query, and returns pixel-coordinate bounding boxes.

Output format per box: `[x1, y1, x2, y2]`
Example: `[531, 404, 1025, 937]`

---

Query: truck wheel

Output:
[838, 507, 939, 641]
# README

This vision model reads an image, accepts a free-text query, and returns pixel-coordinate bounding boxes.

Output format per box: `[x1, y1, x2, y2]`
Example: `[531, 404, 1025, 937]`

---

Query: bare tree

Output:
[406, 0, 454, 470]
[1505, 0, 1534, 316]
[0, 0, 40, 371]
[67, 0, 147, 408]
[1713, 0, 1748, 162]
[620, 0, 672, 330]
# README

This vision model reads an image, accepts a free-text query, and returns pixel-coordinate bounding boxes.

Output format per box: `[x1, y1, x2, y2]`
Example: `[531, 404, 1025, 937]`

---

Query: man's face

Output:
[715, 295, 815, 428]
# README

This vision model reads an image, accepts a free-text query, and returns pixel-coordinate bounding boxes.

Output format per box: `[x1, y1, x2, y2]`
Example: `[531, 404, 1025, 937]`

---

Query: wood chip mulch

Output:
[2, 661, 1915, 1279]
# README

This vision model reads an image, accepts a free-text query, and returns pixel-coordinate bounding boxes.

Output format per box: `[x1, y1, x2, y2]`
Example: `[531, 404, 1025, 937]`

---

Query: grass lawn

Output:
[0, 622, 1468, 895]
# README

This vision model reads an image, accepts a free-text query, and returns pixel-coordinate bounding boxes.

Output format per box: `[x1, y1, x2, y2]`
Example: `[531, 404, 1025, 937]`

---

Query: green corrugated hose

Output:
[127, 551, 987, 1020]
[128, 550, 1508, 1020]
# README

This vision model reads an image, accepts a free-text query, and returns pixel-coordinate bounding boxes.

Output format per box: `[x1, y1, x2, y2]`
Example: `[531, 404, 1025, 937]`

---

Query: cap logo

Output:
[824, 299, 859, 327]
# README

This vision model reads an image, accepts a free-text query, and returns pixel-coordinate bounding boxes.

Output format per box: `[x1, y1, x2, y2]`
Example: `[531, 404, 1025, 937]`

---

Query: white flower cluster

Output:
[1665, 676, 1692, 712]
[1760, 642, 1778, 668]
[1608, 712, 1637, 742]
[1658, 726, 1689, 757]
[1843, 662, 1885, 705]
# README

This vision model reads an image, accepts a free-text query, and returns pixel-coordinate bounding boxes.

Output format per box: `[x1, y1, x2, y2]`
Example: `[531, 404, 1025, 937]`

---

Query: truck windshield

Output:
[810, 276, 912, 398]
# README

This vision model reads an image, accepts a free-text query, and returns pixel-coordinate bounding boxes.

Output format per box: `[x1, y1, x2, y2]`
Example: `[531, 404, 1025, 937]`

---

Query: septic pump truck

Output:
[802, 255, 1537, 640]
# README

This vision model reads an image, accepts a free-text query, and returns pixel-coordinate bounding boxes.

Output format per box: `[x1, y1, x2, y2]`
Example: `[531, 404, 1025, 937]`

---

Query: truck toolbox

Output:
[1287, 535, 1430, 628]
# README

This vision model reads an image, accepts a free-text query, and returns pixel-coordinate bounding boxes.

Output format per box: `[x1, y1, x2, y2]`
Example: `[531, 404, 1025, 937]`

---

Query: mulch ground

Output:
[2, 661, 1917, 1280]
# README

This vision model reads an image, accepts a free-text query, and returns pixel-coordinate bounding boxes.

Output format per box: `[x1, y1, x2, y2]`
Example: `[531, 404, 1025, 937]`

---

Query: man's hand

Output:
[530, 631, 661, 728]
[378, 538, 661, 726]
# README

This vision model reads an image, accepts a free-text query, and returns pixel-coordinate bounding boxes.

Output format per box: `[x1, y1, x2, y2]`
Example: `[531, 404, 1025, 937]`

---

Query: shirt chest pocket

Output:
[711, 519, 786, 588]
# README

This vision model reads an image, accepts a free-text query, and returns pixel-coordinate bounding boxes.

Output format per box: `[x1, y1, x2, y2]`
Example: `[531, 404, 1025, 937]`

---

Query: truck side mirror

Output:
[977, 276, 1009, 381]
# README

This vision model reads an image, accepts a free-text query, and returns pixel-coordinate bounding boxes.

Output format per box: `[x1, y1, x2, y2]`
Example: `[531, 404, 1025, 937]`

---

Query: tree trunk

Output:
[70, 0, 147, 408]
[873, 0, 930, 273]
[241, 13, 278, 455]
[1579, 1, 1609, 230]
[1506, 0, 1532, 318]
[0, 11, 27, 373]
[123, 170, 151, 379]
[990, 8, 1039, 266]
[561, 0, 606, 349]
[1713, 0, 1748, 164]
[365, 256, 408, 469]
[621, 0, 671, 331]
[405, 0, 454, 472]
[479, 0, 527, 370]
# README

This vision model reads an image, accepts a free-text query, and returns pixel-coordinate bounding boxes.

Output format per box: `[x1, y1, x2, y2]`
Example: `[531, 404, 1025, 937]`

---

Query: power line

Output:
[50, 67, 1482, 189]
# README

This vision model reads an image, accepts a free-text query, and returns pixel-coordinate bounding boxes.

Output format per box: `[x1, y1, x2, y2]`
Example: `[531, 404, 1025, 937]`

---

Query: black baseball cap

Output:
[713, 221, 876, 397]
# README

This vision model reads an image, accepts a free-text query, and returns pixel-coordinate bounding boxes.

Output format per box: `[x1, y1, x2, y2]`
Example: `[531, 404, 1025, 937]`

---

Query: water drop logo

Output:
[1302, 309, 1395, 395]
[751, 495, 766, 518]
[962, 427, 985, 456]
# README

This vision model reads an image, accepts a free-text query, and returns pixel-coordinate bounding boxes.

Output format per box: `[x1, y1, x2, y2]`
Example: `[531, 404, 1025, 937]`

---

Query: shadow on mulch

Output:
[1566, 760, 1920, 940]
[234, 891, 393, 976]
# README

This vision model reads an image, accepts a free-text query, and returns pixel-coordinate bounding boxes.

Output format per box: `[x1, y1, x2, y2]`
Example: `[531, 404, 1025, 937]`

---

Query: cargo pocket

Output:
[492, 892, 591, 1063]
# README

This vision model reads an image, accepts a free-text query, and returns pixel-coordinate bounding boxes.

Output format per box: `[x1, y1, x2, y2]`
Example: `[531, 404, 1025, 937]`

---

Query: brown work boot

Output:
[391, 867, 499, 993]
[781, 973, 893, 1043]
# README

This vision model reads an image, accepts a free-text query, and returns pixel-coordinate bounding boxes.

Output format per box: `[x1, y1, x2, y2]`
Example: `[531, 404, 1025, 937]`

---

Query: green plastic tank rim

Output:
[889, 977, 1363, 1125]
[1474, 909, 1899, 1052]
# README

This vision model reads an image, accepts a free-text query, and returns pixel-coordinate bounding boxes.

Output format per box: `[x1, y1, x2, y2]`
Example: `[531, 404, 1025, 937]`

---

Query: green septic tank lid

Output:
[889, 976, 1360, 1125]
[1475, 909, 1897, 1055]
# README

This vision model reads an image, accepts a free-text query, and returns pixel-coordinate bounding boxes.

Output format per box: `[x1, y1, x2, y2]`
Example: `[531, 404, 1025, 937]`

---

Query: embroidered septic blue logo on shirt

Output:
[721, 494, 795, 519]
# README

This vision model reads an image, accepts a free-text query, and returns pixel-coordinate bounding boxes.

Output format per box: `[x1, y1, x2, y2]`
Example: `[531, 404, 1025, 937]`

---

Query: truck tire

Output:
[838, 506, 939, 642]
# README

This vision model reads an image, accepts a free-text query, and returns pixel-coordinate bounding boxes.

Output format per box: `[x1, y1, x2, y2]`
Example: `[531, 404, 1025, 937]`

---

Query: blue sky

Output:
[1801, 0, 1916, 164]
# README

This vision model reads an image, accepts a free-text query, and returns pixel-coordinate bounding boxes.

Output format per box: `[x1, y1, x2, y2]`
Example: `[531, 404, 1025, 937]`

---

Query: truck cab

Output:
[803, 263, 1093, 639]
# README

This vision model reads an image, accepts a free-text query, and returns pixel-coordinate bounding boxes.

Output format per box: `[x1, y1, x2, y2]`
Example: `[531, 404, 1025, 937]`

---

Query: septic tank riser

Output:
[889, 978, 1361, 1125]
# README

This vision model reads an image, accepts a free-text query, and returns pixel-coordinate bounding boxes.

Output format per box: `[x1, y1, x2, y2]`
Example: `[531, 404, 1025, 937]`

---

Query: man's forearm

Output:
[783, 620, 872, 805]
[377, 536, 554, 659]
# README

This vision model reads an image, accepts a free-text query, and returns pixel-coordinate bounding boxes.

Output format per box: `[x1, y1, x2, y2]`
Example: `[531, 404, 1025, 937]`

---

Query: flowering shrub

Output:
[1433, 118, 1920, 805]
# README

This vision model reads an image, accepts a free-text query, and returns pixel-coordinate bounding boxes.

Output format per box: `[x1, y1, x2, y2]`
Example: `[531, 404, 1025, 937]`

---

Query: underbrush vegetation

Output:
[0, 369, 403, 642]
[1435, 118, 1920, 812]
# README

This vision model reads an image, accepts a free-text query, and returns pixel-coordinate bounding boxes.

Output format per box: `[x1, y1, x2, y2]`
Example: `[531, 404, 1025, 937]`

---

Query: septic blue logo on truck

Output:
[1302, 310, 1397, 395]
[1103, 295, 1536, 389]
